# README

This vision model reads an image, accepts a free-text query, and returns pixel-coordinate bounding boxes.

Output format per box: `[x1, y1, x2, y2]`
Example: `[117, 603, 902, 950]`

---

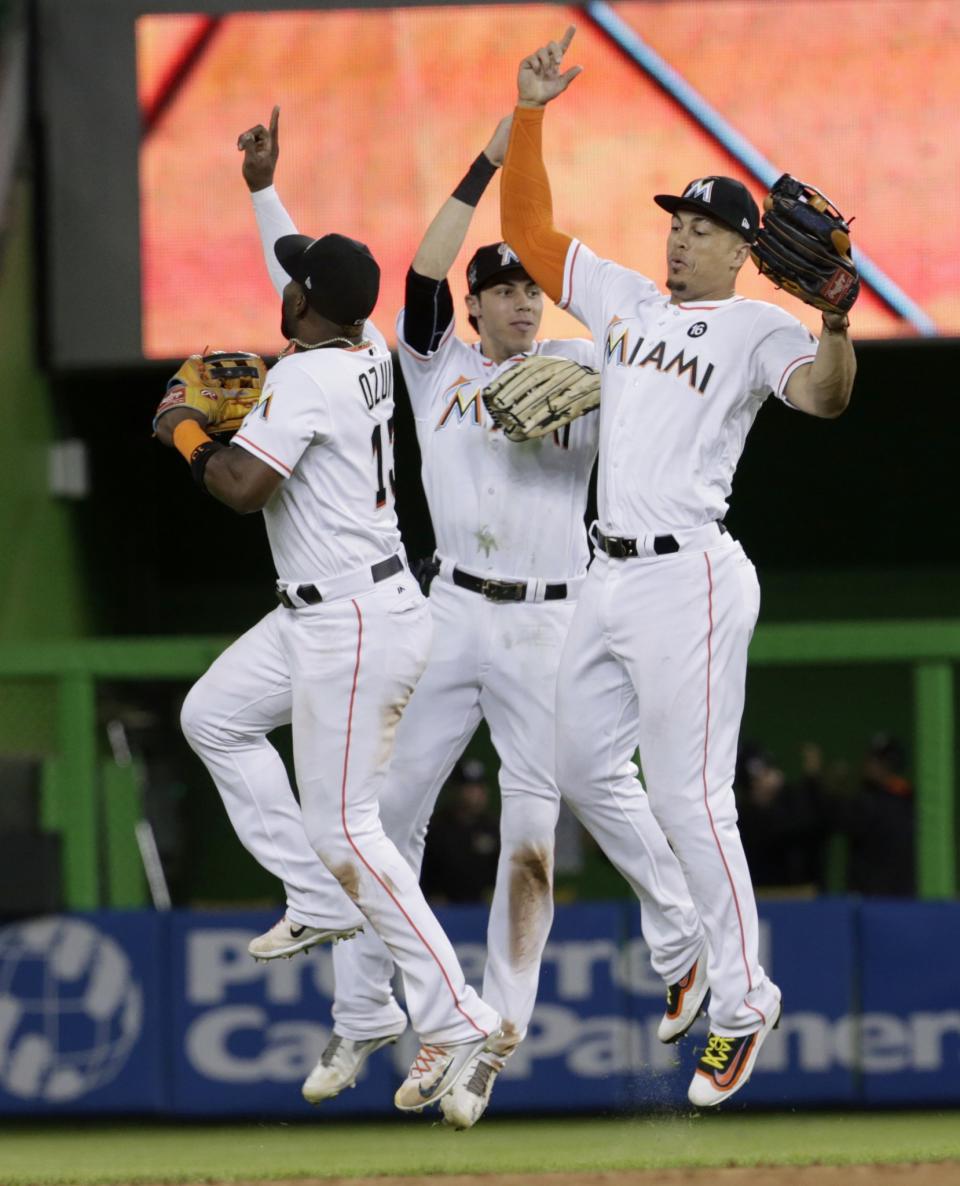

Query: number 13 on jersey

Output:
[371, 417, 396, 509]
[360, 359, 396, 511]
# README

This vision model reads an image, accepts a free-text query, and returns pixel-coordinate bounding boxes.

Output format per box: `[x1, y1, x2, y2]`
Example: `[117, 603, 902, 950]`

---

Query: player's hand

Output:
[482, 115, 513, 167]
[237, 105, 280, 192]
[821, 311, 850, 334]
[154, 406, 208, 448]
[517, 27, 582, 108]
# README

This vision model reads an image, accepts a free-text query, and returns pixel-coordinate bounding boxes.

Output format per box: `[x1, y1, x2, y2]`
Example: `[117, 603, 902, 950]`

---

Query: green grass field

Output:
[3, 1112, 960, 1185]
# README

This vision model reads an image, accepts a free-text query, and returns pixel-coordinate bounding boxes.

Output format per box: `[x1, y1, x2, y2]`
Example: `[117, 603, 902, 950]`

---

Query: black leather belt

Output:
[452, 567, 567, 603]
[596, 523, 727, 559]
[277, 554, 404, 608]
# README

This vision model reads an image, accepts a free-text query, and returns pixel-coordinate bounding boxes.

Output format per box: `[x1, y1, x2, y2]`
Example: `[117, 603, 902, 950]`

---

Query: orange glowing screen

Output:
[137, 2, 958, 358]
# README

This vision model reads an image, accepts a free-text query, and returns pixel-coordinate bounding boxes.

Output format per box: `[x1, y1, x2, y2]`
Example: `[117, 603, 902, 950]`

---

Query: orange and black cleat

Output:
[688, 998, 783, 1107]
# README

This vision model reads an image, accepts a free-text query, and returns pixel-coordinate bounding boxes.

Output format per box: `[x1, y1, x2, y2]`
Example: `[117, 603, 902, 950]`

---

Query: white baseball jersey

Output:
[396, 317, 599, 580]
[559, 240, 817, 535]
[234, 328, 402, 583]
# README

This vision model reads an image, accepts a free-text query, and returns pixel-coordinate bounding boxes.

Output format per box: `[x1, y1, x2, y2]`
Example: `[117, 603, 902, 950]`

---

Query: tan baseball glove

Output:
[153, 351, 268, 435]
[482, 354, 600, 442]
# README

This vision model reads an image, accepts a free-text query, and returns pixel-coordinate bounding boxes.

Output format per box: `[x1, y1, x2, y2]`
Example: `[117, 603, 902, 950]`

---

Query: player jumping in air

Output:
[234, 106, 708, 1127]
[500, 27, 855, 1106]
[154, 160, 510, 1115]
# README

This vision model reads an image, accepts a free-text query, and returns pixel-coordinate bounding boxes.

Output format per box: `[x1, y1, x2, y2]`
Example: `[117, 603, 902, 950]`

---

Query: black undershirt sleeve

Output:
[402, 267, 455, 355]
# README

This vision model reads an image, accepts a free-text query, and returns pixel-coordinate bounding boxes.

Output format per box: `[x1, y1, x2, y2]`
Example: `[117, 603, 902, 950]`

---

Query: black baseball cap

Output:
[654, 176, 760, 242]
[275, 233, 380, 325]
[466, 242, 530, 294]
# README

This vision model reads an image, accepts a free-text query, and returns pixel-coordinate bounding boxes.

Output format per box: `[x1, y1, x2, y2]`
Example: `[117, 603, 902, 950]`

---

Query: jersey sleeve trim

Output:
[777, 353, 817, 399]
[233, 433, 294, 477]
[558, 240, 583, 311]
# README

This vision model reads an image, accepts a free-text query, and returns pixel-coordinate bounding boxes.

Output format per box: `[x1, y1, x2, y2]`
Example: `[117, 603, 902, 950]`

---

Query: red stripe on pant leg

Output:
[339, 599, 488, 1038]
[699, 553, 766, 1027]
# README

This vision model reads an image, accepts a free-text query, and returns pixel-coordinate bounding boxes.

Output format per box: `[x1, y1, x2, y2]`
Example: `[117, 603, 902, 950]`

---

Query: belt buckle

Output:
[481, 579, 523, 603]
[604, 536, 635, 559]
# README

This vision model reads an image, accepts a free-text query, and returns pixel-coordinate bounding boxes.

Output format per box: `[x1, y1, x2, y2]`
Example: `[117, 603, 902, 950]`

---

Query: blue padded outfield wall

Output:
[0, 900, 957, 1115]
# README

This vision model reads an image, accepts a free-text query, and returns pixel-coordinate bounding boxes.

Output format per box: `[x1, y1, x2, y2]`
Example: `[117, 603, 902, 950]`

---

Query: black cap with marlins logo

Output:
[275, 233, 381, 325]
[466, 241, 530, 294]
[654, 176, 760, 243]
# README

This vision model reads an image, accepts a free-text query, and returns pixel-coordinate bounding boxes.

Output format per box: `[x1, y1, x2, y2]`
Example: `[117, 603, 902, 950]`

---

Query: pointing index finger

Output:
[269, 105, 280, 146]
[559, 25, 576, 53]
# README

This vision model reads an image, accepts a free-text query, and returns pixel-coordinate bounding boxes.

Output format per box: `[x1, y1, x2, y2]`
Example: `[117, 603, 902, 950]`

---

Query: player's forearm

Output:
[202, 449, 270, 514]
[251, 185, 299, 297]
[170, 420, 277, 514]
[806, 323, 856, 418]
[500, 106, 571, 304]
[412, 152, 498, 280]
[411, 199, 479, 280]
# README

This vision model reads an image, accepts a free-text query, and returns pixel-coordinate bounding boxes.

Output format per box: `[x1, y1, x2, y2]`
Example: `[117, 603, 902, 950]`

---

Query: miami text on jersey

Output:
[603, 320, 715, 395]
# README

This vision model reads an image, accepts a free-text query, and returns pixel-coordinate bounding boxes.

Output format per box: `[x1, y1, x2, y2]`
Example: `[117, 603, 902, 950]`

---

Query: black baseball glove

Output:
[751, 174, 860, 315]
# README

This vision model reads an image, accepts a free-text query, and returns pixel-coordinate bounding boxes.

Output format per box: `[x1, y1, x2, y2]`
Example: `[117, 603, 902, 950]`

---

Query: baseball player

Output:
[500, 28, 856, 1107]
[153, 191, 511, 1112]
[237, 108, 708, 1128]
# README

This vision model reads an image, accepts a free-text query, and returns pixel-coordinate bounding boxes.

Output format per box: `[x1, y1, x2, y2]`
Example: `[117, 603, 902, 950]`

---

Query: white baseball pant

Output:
[328, 574, 568, 1044]
[180, 578, 499, 1046]
[556, 532, 781, 1035]
[330, 569, 705, 1043]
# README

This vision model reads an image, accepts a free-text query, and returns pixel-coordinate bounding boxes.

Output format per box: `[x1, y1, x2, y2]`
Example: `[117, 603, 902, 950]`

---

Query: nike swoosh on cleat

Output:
[289, 924, 306, 937]
[419, 1062, 452, 1099]
[714, 1035, 755, 1089]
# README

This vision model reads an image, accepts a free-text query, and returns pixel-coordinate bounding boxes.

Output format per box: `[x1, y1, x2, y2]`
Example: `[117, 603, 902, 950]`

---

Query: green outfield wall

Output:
[0, 622, 954, 911]
[0, 181, 90, 757]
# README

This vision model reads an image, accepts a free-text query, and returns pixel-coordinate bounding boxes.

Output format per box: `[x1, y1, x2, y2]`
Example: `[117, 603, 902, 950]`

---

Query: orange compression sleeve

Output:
[500, 105, 573, 305]
[172, 418, 213, 462]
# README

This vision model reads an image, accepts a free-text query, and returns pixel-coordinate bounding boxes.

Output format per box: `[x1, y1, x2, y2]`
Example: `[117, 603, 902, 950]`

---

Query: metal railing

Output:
[0, 621, 955, 908]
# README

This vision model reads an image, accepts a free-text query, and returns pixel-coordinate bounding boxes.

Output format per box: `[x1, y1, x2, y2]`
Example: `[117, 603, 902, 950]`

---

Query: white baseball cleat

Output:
[687, 997, 783, 1107]
[439, 1052, 505, 1129]
[248, 915, 362, 962]
[393, 1036, 488, 1112]
[657, 952, 710, 1043]
[302, 1031, 403, 1103]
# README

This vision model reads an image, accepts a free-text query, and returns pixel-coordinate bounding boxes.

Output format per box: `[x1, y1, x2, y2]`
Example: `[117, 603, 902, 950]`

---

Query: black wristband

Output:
[189, 439, 226, 489]
[451, 152, 497, 207]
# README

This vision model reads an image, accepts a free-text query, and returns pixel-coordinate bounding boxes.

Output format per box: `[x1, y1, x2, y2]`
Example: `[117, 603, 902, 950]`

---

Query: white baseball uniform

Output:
[179, 209, 500, 1046]
[330, 316, 604, 1045]
[235, 189, 705, 1051]
[330, 306, 707, 1044]
[553, 238, 813, 1035]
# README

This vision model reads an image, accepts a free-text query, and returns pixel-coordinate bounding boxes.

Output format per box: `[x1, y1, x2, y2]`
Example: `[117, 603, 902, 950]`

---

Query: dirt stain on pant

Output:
[508, 843, 553, 968]
[331, 862, 361, 904]
[375, 684, 415, 769]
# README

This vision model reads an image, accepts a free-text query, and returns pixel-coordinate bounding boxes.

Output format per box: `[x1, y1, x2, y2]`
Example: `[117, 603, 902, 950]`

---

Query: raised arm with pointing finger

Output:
[237, 106, 299, 298]
[499, 26, 580, 304]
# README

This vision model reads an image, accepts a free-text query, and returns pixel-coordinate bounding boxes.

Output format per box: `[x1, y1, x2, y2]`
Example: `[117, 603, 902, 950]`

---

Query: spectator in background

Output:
[735, 741, 827, 892]
[421, 759, 501, 904]
[837, 733, 916, 897]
